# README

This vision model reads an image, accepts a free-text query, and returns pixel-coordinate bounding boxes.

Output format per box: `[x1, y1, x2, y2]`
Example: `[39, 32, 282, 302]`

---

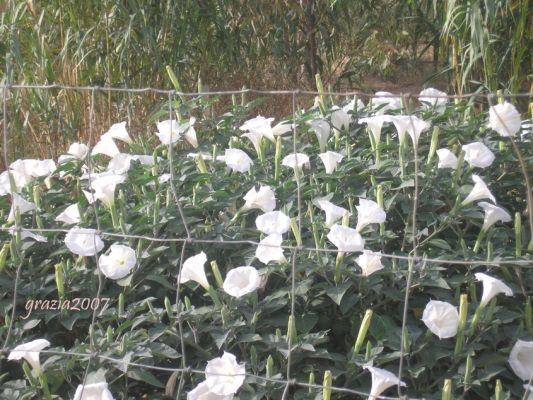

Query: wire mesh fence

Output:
[0, 83, 532, 399]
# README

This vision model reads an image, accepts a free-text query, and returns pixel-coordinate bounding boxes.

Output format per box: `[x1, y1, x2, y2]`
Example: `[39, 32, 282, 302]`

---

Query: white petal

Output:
[256, 234, 285, 264]
[489, 102, 521, 137]
[509, 340, 533, 381]
[327, 224, 364, 252]
[92, 138, 120, 158]
[355, 198, 386, 232]
[475, 272, 513, 307]
[436, 148, 458, 169]
[318, 151, 344, 174]
[462, 142, 495, 168]
[223, 267, 260, 298]
[65, 227, 104, 256]
[421, 300, 459, 339]
[205, 352, 246, 395]
[99, 244, 137, 280]
[102, 121, 132, 144]
[255, 211, 291, 235]
[180, 252, 209, 289]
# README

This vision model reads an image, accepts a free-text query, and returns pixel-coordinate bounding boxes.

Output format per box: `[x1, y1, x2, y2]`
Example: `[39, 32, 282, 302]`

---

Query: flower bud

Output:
[323, 370, 332, 400]
[274, 136, 282, 181]
[515, 212, 522, 257]
[290, 217, 302, 246]
[195, 154, 208, 174]
[454, 294, 468, 355]
[287, 314, 297, 343]
[464, 353, 473, 388]
[54, 263, 65, 300]
[210, 260, 224, 288]
[266, 355, 274, 378]
[118, 292, 125, 317]
[427, 126, 440, 166]
[308, 371, 315, 392]
[106, 325, 113, 343]
[494, 379, 502, 400]
[526, 297, 533, 336]
[164, 296, 173, 321]
[442, 379, 452, 400]
[0, 244, 9, 273]
[353, 309, 373, 354]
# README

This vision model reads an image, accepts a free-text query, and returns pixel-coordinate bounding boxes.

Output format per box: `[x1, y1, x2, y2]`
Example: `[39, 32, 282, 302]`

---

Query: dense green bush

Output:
[0, 88, 532, 399]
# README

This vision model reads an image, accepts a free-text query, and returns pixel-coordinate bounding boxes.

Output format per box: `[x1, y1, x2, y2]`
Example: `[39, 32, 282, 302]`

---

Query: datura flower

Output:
[64, 227, 104, 256]
[509, 340, 533, 381]
[327, 224, 365, 252]
[156, 118, 198, 147]
[64, 142, 89, 160]
[462, 142, 495, 168]
[7, 193, 37, 222]
[271, 121, 293, 136]
[355, 198, 386, 232]
[371, 91, 401, 114]
[364, 365, 406, 400]
[488, 102, 521, 137]
[478, 202, 511, 230]
[55, 204, 81, 225]
[318, 151, 344, 174]
[107, 153, 132, 175]
[90, 174, 126, 208]
[436, 148, 458, 169]
[239, 115, 275, 141]
[8, 227, 47, 243]
[474, 272, 513, 307]
[355, 250, 384, 276]
[73, 382, 115, 400]
[256, 234, 286, 264]
[91, 137, 120, 158]
[180, 251, 210, 290]
[187, 381, 233, 400]
[101, 121, 132, 144]
[419, 88, 448, 113]
[243, 185, 276, 213]
[98, 244, 137, 280]
[359, 115, 391, 146]
[240, 116, 275, 155]
[421, 300, 459, 339]
[223, 266, 261, 298]
[462, 174, 496, 205]
[216, 149, 253, 173]
[10, 159, 56, 180]
[282, 153, 310, 173]
[255, 211, 291, 235]
[317, 199, 350, 227]
[205, 352, 246, 396]
[308, 119, 331, 152]
[330, 107, 351, 131]
[3, 159, 56, 192]
[8, 338, 50, 373]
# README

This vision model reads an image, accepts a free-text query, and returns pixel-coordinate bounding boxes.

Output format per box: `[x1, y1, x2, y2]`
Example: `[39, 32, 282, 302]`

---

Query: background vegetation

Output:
[0, 0, 531, 165]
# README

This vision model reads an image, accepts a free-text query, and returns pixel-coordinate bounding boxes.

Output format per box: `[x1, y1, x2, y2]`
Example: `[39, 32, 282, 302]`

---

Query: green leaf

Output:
[325, 283, 352, 306]
[127, 369, 165, 388]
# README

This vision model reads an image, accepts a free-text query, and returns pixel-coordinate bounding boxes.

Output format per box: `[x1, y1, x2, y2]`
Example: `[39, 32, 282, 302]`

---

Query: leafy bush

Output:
[0, 88, 532, 399]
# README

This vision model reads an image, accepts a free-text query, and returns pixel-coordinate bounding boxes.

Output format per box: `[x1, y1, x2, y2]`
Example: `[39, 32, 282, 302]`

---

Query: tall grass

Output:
[0, 0, 530, 164]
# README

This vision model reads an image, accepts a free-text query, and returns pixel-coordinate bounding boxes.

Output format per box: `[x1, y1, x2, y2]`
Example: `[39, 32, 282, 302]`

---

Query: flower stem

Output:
[38, 371, 52, 400]
[473, 229, 486, 254]
[207, 285, 222, 308]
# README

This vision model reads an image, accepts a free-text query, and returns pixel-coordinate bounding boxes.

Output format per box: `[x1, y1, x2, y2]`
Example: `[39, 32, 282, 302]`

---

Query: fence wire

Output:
[0, 84, 532, 400]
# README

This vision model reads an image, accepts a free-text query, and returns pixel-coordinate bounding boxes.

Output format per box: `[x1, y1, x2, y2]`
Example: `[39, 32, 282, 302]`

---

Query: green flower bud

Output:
[322, 370, 332, 400]
[354, 309, 373, 354]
